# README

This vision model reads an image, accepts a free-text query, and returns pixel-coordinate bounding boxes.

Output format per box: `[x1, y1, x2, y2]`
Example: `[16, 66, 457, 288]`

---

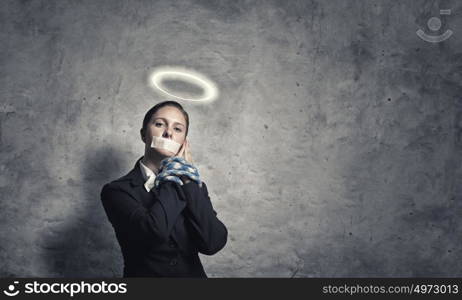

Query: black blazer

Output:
[100, 156, 228, 277]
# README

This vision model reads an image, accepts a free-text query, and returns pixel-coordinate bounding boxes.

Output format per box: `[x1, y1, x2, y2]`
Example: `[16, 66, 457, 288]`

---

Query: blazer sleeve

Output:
[181, 181, 228, 255]
[100, 181, 186, 244]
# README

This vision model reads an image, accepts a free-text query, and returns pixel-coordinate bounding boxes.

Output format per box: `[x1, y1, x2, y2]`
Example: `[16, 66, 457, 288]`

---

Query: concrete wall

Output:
[1, 0, 461, 277]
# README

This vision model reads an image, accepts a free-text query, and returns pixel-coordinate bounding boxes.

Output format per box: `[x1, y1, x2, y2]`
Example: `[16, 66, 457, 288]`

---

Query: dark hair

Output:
[141, 100, 189, 137]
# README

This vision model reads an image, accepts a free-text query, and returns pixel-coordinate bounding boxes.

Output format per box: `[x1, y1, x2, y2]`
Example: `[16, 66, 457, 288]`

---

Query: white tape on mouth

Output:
[151, 136, 181, 154]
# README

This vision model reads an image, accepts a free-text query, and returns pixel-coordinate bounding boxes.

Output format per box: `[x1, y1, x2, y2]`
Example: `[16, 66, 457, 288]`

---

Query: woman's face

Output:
[143, 106, 187, 157]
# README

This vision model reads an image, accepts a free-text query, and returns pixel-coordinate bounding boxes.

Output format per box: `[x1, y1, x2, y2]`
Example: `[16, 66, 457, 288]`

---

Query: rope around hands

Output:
[154, 140, 202, 188]
[154, 156, 202, 188]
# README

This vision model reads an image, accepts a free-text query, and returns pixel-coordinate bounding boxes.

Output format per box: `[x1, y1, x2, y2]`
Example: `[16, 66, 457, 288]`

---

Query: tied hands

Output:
[177, 139, 193, 165]
[154, 139, 202, 188]
[177, 139, 193, 184]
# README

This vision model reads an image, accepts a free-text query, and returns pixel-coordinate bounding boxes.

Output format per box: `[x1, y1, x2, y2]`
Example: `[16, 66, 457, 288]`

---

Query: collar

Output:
[120, 157, 158, 189]
[139, 157, 158, 192]
[120, 157, 146, 188]
[139, 158, 156, 181]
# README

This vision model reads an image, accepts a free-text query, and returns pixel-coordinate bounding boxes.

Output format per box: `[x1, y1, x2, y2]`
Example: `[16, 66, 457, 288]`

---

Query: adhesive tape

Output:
[151, 136, 181, 154]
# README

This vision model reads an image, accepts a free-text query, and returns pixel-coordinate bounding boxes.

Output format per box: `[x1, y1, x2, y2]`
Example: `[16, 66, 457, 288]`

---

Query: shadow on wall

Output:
[41, 146, 126, 277]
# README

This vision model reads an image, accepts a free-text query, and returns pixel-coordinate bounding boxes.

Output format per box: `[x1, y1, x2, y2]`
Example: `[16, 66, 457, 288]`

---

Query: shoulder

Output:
[101, 170, 134, 195]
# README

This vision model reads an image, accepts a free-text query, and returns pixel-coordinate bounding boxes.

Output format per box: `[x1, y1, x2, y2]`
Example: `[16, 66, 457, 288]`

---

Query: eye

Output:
[154, 122, 164, 127]
[174, 127, 182, 132]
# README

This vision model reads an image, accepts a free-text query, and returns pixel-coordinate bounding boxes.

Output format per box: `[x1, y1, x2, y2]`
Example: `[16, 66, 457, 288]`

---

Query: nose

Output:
[162, 127, 173, 138]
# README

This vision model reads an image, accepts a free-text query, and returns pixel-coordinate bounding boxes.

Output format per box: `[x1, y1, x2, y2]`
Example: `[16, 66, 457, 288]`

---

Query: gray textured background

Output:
[1, 0, 461, 277]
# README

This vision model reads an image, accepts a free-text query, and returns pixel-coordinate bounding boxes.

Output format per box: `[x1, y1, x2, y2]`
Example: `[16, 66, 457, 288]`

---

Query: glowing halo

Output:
[149, 66, 219, 102]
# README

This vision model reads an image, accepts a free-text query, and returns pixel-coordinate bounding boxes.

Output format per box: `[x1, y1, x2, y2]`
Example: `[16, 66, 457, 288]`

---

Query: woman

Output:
[101, 100, 228, 277]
